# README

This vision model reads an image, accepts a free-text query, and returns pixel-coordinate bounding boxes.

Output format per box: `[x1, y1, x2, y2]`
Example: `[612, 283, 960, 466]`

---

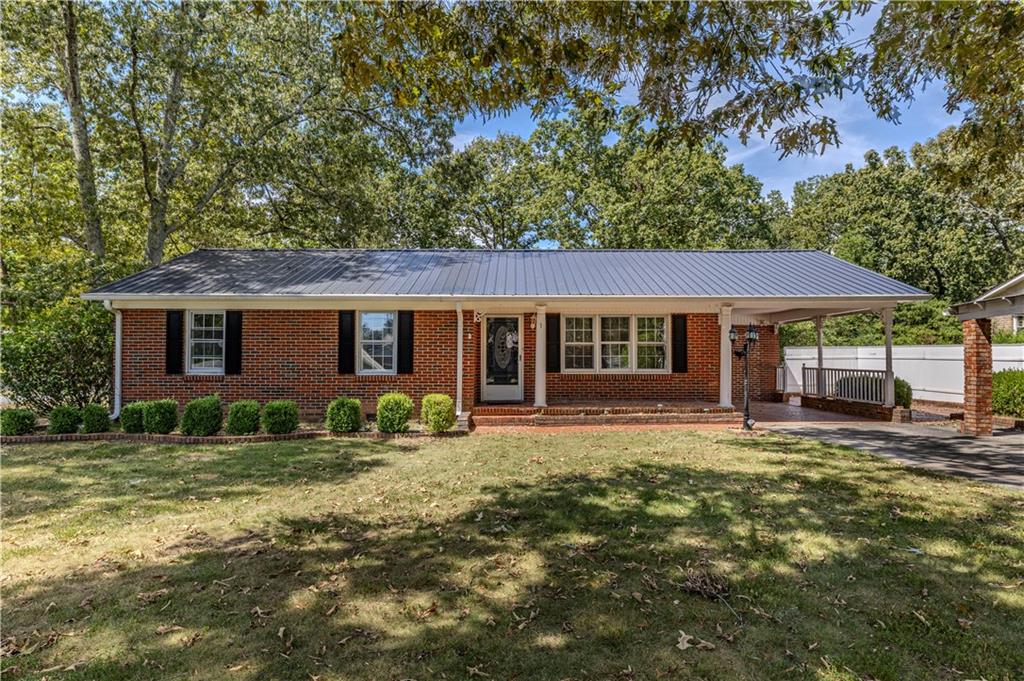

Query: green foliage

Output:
[80, 404, 110, 433]
[993, 370, 1024, 419]
[421, 394, 456, 433]
[261, 400, 299, 435]
[180, 395, 223, 437]
[994, 329, 1024, 344]
[325, 398, 362, 434]
[120, 402, 147, 434]
[780, 300, 965, 348]
[376, 392, 413, 433]
[143, 400, 179, 435]
[1, 409, 37, 436]
[0, 300, 112, 413]
[895, 378, 913, 410]
[47, 406, 81, 434]
[225, 400, 261, 435]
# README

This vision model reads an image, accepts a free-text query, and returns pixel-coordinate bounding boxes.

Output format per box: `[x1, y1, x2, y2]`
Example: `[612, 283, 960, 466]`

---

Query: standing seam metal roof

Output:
[84, 249, 931, 298]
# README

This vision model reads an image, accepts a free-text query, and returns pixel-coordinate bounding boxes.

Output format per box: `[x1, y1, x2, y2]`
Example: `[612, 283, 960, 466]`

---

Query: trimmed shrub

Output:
[261, 400, 299, 434]
[421, 393, 455, 433]
[226, 400, 261, 435]
[47, 406, 81, 434]
[180, 394, 223, 436]
[120, 402, 147, 433]
[376, 392, 413, 433]
[1, 409, 36, 436]
[81, 404, 111, 433]
[143, 399, 179, 434]
[834, 374, 911, 409]
[993, 369, 1024, 419]
[326, 397, 362, 433]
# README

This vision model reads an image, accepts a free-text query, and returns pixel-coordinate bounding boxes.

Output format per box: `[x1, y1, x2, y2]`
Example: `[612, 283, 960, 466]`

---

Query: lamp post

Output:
[730, 323, 759, 430]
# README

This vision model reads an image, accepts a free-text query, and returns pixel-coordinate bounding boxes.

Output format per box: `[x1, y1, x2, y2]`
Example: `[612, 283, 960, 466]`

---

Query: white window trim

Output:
[186, 310, 226, 375]
[1014, 315, 1024, 333]
[562, 315, 596, 371]
[356, 310, 398, 375]
[561, 314, 670, 374]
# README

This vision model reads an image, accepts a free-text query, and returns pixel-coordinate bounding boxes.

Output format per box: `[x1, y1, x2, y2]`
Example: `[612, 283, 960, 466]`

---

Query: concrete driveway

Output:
[767, 422, 1024, 489]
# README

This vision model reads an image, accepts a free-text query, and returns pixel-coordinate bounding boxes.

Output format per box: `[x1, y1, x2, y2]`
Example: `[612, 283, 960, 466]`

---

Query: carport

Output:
[950, 272, 1024, 436]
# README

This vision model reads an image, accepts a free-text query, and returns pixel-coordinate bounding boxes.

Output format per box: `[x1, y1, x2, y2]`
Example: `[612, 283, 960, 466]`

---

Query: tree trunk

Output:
[56, 0, 104, 261]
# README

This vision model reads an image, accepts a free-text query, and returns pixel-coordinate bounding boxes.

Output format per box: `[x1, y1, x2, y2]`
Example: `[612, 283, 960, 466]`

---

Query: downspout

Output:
[103, 300, 122, 420]
[455, 301, 463, 416]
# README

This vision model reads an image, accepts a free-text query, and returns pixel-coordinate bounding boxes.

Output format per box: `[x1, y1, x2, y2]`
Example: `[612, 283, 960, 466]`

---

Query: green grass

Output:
[2, 430, 1022, 680]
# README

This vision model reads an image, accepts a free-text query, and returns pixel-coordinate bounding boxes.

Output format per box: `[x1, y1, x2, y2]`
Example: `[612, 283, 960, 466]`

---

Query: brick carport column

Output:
[962, 318, 993, 436]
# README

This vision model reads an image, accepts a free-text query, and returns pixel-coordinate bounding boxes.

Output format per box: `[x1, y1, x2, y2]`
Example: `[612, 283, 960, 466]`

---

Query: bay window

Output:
[188, 311, 225, 374]
[358, 311, 396, 374]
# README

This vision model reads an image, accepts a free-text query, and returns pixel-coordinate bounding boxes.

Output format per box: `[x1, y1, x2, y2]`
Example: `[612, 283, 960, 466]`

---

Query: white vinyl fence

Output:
[782, 345, 1024, 404]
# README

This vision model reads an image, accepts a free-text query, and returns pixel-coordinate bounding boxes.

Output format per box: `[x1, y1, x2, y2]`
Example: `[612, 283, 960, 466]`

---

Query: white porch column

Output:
[815, 316, 824, 396]
[534, 305, 547, 407]
[455, 302, 464, 416]
[719, 305, 733, 407]
[882, 307, 895, 407]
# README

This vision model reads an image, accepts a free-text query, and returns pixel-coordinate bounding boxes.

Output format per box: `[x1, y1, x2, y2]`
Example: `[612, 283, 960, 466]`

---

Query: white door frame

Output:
[480, 314, 524, 402]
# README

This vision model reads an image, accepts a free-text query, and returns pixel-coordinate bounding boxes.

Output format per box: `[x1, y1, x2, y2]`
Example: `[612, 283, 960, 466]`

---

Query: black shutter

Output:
[545, 313, 560, 372]
[338, 311, 355, 374]
[671, 314, 688, 373]
[397, 311, 414, 374]
[165, 310, 184, 374]
[225, 311, 243, 375]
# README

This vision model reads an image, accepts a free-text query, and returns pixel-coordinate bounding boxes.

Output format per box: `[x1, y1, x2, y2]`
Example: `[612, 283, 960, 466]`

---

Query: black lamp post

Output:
[730, 323, 759, 430]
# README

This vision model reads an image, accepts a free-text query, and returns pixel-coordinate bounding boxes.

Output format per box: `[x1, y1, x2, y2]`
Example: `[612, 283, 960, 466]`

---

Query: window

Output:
[636, 316, 667, 370]
[563, 316, 594, 370]
[1014, 315, 1024, 333]
[600, 316, 631, 369]
[562, 315, 670, 373]
[358, 311, 396, 374]
[188, 311, 225, 374]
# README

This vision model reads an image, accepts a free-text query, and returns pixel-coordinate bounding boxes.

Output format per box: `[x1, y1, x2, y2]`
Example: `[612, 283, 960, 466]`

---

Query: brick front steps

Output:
[471, 403, 740, 428]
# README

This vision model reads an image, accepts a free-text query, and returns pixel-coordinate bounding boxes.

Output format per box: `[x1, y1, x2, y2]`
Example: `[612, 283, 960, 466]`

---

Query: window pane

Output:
[565, 345, 594, 370]
[637, 317, 665, 343]
[564, 317, 593, 344]
[601, 342, 630, 369]
[600, 317, 630, 342]
[189, 312, 224, 372]
[360, 342, 394, 372]
[637, 345, 666, 370]
[361, 312, 395, 342]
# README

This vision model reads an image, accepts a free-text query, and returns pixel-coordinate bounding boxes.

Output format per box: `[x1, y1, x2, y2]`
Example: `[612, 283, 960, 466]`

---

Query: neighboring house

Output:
[82, 249, 929, 420]
[991, 313, 1024, 335]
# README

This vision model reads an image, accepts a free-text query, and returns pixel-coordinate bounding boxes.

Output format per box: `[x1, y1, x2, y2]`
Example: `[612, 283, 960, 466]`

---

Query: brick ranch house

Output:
[83, 249, 929, 426]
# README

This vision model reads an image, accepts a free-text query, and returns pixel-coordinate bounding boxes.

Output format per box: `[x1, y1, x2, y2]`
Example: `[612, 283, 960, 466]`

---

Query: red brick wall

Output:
[731, 324, 780, 403]
[122, 308, 780, 414]
[121, 309, 476, 418]
[962, 318, 993, 436]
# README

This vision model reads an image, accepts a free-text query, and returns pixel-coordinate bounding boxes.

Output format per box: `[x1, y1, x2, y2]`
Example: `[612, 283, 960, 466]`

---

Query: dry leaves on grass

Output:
[676, 631, 716, 651]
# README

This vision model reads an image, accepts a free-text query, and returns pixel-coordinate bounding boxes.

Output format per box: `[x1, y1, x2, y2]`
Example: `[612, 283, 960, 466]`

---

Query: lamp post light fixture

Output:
[731, 323, 759, 430]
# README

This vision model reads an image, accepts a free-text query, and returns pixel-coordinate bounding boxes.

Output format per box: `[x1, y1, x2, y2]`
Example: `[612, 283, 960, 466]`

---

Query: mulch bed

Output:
[1, 427, 468, 446]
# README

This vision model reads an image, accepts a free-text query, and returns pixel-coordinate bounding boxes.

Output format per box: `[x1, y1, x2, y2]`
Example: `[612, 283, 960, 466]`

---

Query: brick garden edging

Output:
[1, 428, 468, 446]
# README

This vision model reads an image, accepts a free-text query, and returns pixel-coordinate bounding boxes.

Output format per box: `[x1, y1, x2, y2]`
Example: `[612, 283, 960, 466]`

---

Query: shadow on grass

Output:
[3, 436, 1023, 680]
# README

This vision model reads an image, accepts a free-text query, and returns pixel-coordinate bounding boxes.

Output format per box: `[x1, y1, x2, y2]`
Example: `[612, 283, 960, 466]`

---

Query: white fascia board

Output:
[950, 293, 1024, 321]
[976, 272, 1024, 302]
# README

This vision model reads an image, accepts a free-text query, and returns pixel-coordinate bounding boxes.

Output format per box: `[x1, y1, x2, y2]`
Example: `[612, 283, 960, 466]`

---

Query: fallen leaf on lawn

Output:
[183, 631, 202, 647]
[137, 589, 169, 605]
[676, 631, 715, 652]
[467, 665, 490, 677]
[155, 625, 184, 635]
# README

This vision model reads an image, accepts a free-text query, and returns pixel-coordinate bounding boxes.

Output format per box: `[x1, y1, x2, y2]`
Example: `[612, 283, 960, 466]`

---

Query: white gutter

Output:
[455, 301, 463, 416]
[103, 300, 122, 420]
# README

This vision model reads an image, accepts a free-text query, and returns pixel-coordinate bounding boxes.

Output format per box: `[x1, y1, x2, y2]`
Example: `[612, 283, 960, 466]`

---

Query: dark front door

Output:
[482, 315, 522, 402]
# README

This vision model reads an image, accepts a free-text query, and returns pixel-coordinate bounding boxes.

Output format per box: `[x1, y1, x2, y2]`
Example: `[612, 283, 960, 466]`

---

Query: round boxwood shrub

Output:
[225, 400, 261, 435]
[261, 400, 299, 434]
[120, 402, 147, 433]
[894, 377, 912, 410]
[80, 404, 111, 433]
[47, 405, 81, 434]
[180, 394, 223, 436]
[326, 397, 362, 433]
[993, 369, 1024, 419]
[421, 393, 455, 433]
[143, 399, 179, 434]
[376, 392, 413, 433]
[1, 409, 36, 436]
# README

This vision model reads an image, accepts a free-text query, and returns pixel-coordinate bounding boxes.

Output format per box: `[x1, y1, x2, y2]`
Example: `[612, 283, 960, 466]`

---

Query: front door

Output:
[482, 315, 523, 402]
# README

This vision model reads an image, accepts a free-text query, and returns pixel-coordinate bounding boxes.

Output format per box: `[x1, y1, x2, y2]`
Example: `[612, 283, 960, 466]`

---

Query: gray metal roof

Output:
[84, 249, 930, 299]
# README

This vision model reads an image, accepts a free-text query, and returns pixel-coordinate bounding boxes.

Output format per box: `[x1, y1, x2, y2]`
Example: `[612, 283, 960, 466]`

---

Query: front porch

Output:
[470, 401, 740, 427]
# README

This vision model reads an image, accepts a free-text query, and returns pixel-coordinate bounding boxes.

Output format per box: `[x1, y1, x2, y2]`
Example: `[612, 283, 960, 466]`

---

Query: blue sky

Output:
[451, 8, 963, 200]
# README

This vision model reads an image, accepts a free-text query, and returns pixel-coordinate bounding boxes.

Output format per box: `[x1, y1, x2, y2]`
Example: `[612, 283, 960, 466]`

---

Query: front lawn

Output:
[2, 431, 1022, 680]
